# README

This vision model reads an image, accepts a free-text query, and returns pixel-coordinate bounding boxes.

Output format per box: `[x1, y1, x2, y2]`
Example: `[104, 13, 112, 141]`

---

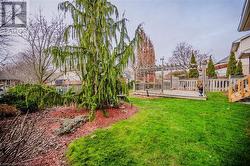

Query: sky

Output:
[10, 0, 249, 63]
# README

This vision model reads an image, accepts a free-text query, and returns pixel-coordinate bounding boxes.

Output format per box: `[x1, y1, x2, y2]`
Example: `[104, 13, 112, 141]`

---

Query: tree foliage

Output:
[207, 56, 217, 78]
[188, 53, 199, 78]
[226, 52, 237, 77]
[0, 84, 64, 112]
[51, 0, 141, 110]
[236, 60, 243, 76]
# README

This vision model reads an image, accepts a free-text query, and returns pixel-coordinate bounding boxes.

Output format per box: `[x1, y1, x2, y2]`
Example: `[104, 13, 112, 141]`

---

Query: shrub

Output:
[128, 80, 135, 90]
[0, 84, 65, 112]
[0, 104, 19, 118]
[226, 52, 237, 77]
[207, 56, 217, 78]
[62, 88, 78, 106]
[0, 85, 39, 113]
[236, 60, 243, 76]
[188, 53, 199, 78]
[25, 84, 63, 109]
[0, 115, 46, 165]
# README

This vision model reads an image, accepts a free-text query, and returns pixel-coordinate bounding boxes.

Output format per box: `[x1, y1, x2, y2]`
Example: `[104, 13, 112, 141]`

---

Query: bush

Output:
[0, 85, 39, 113]
[128, 80, 134, 90]
[0, 84, 63, 113]
[0, 104, 19, 118]
[0, 93, 38, 113]
[0, 115, 46, 165]
[62, 88, 78, 106]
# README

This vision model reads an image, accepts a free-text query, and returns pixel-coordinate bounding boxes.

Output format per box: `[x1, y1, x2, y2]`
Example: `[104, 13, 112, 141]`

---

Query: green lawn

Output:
[66, 93, 250, 166]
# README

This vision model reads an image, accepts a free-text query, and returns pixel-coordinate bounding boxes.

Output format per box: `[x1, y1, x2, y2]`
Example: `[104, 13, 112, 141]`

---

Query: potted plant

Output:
[197, 80, 203, 96]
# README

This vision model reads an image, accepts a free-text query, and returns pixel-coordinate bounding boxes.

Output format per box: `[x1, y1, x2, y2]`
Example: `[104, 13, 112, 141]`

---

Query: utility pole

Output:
[160, 57, 164, 93]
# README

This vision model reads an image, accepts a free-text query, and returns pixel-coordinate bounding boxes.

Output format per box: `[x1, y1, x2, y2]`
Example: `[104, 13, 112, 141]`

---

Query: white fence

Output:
[178, 78, 240, 92]
[135, 77, 242, 92]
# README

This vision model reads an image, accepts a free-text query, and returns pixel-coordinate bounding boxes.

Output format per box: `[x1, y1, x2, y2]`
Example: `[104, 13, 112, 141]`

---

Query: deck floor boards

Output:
[134, 90, 207, 100]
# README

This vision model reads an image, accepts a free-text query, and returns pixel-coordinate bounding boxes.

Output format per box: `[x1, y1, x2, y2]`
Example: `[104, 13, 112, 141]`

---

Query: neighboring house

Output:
[231, 34, 250, 75]
[238, 0, 250, 32]
[233, 0, 250, 75]
[215, 56, 228, 78]
[0, 71, 21, 91]
[47, 71, 82, 93]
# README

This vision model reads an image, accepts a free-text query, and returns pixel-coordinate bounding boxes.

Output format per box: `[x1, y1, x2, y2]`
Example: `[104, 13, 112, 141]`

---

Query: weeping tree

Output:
[51, 0, 141, 111]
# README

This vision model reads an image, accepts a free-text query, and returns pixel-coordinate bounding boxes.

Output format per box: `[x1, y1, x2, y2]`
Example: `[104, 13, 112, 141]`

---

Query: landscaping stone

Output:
[55, 115, 89, 135]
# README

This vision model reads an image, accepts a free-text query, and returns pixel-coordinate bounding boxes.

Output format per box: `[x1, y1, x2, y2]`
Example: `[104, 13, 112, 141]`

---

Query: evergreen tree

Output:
[51, 0, 141, 111]
[226, 52, 237, 77]
[188, 53, 199, 78]
[236, 60, 243, 76]
[207, 56, 217, 78]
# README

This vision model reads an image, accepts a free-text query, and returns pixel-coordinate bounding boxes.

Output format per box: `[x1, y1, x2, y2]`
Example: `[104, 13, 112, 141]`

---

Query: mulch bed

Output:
[22, 103, 138, 166]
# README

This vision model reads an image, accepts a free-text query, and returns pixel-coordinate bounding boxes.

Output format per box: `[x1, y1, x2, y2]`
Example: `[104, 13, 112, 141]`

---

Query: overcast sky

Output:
[13, 0, 249, 63]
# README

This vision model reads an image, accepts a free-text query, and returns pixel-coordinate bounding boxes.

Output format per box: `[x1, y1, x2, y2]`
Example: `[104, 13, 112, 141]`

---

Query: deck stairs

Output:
[228, 75, 250, 102]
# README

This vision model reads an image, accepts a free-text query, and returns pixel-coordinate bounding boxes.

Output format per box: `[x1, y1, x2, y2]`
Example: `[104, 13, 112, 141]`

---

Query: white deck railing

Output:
[135, 77, 242, 92]
[178, 78, 241, 92]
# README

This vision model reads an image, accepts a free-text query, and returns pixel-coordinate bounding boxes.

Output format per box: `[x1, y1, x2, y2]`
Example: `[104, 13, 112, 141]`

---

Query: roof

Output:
[239, 48, 250, 59]
[0, 71, 19, 80]
[231, 33, 250, 52]
[238, 0, 250, 31]
[216, 56, 229, 65]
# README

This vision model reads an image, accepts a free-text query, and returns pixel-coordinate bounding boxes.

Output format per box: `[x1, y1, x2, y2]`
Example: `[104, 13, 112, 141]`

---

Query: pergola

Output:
[133, 58, 207, 96]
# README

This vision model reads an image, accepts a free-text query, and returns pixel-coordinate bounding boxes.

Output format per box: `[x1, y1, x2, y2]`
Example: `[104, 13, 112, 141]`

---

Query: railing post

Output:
[248, 75, 250, 92]
[241, 79, 245, 97]
[238, 80, 241, 96]
[228, 87, 233, 102]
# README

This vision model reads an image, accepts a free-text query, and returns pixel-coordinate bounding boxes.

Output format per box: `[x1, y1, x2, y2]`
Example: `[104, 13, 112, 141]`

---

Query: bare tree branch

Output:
[169, 42, 209, 70]
[18, 11, 65, 84]
[0, 114, 47, 165]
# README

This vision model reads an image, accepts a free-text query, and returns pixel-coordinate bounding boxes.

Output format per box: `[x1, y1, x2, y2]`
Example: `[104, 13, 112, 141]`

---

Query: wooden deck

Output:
[229, 75, 250, 102]
[133, 90, 207, 100]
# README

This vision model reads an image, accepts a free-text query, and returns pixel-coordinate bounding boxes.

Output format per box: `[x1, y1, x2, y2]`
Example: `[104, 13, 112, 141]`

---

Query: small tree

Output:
[226, 52, 237, 77]
[188, 53, 199, 78]
[207, 56, 217, 78]
[236, 60, 243, 76]
[51, 0, 141, 112]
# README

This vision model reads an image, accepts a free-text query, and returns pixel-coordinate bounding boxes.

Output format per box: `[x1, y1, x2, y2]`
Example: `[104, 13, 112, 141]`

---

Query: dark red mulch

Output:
[23, 104, 138, 166]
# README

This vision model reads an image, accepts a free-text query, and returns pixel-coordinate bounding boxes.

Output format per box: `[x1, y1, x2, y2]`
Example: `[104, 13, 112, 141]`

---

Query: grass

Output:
[66, 93, 250, 166]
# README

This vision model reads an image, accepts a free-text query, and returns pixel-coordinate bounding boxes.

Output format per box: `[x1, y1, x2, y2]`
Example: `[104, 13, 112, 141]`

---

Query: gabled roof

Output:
[216, 56, 229, 65]
[231, 33, 250, 52]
